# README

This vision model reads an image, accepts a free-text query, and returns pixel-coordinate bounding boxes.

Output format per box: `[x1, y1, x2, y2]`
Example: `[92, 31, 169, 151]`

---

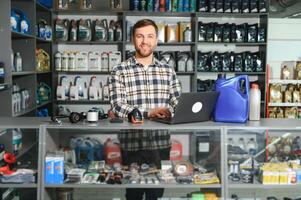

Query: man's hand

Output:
[148, 107, 171, 119]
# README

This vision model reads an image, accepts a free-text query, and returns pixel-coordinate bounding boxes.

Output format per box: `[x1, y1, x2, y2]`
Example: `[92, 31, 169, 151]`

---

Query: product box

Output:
[45, 155, 55, 184]
[54, 156, 64, 184]
[166, 23, 179, 43]
[157, 22, 166, 43]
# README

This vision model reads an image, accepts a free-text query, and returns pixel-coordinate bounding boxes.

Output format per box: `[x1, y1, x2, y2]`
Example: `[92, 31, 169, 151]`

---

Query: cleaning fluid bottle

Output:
[249, 83, 261, 120]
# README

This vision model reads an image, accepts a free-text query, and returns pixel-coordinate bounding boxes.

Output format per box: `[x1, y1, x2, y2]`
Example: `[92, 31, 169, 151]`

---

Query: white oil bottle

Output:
[249, 83, 261, 120]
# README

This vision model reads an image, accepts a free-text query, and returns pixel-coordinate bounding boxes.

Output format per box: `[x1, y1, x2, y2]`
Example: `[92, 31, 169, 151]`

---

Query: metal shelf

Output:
[13, 107, 36, 117]
[0, 184, 37, 188]
[228, 183, 301, 189]
[54, 41, 122, 45]
[269, 79, 301, 84]
[16, 140, 38, 159]
[197, 12, 268, 18]
[197, 71, 265, 75]
[56, 100, 110, 104]
[45, 183, 221, 189]
[11, 31, 35, 39]
[37, 71, 52, 74]
[123, 11, 194, 17]
[176, 72, 195, 75]
[125, 42, 195, 46]
[36, 37, 52, 43]
[54, 10, 123, 15]
[56, 71, 110, 75]
[12, 71, 36, 76]
[197, 42, 267, 46]
[268, 103, 301, 107]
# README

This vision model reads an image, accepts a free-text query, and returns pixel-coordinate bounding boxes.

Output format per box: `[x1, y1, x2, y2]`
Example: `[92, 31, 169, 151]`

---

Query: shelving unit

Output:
[0, 0, 53, 118]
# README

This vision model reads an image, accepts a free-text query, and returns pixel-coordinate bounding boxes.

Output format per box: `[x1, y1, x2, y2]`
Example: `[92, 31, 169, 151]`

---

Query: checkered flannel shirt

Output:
[109, 56, 182, 151]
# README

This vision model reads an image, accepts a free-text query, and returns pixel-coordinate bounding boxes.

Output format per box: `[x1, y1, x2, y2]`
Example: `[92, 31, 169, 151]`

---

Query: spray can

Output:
[165, 0, 172, 11]
[172, 0, 178, 12]
[154, 0, 160, 11]
[249, 83, 261, 121]
[183, 0, 189, 12]
[159, 0, 165, 12]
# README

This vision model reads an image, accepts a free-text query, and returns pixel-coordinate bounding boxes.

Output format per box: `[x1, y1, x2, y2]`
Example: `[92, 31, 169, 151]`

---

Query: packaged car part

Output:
[224, 0, 231, 12]
[259, 0, 267, 13]
[241, 0, 250, 13]
[223, 23, 231, 42]
[231, 0, 241, 13]
[161, 52, 176, 69]
[234, 53, 243, 72]
[198, 0, 208, 12]
[209, 0, 216, 12]
[186, 54, 194, 72]
[213, 23, 222, 42]
[197, 52, 211, 72]
[243, 52, 253, 72]
[252, 52, 263, 72]
[257, 26, 266, 43]
[216, 0, 223, 13]
[220, 52, 232, 72]
[101, 52, 109, 71]
[205, 23, 214, 42]
[109, 51, 121, 72]
[78, 19, 92, 41]
[250, 0, 258, 13]
[68, 52, 76, 71]
[210, 52, 220, 72]
[79, 0, 92, 10]
[198, 22, 206, 42]
[115, 21, 122, 41]
[247, 24, 257, 43]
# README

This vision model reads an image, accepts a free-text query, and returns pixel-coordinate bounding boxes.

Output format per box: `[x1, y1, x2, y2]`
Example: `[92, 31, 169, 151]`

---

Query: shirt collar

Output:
[129, 55, 161, 68]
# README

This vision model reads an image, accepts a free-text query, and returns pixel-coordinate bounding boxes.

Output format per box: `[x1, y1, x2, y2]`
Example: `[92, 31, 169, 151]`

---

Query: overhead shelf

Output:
[268, 103, 301, 107]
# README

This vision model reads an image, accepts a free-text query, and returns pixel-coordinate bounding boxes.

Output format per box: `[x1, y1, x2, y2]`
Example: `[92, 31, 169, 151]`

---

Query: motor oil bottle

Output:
[88, 52, 101, 71]
[140, 0, 147, 11]
[55, 18, 69, 41]
[214, 75, 250, 123]
[183, 26, 192, 42]
[249, 83, 261, 121]
[177, 54, 187, 72]
[101, 52, 109, 72]
[190, 0, 196, 11]
[115, 21, 122, 42]
[186, 55, 193, 72]
[108, 51, 121, 72]
[69, 19, 77, 41]
[147, 0, 154, 11]
[61, 52, 69, 71]
[94, 19, 107, 41]
[14, 52, 22, 72]
[78, 19, 92, 41]
[68, 52, 76, 71]
[108, 20, 115, 42]
[76, 52, 88, 71]
[55, 51, 62, 71]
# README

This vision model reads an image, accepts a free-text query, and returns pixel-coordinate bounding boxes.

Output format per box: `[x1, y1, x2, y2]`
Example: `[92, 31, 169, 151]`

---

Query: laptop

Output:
[154, 91, 219, 124]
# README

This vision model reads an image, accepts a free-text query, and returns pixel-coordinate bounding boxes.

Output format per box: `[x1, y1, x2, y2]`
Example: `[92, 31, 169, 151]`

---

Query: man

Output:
[109, 19, 181, 200]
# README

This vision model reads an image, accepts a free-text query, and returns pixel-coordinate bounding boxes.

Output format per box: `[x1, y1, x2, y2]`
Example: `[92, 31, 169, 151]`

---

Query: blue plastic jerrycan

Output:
[214, 75, 250, 123]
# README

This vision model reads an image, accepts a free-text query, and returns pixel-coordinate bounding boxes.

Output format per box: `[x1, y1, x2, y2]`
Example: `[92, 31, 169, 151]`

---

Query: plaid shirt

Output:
[109, 56, 181, 151]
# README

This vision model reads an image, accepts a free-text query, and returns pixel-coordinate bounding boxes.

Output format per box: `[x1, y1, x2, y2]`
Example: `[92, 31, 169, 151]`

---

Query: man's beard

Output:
[135, 44, 155, 58]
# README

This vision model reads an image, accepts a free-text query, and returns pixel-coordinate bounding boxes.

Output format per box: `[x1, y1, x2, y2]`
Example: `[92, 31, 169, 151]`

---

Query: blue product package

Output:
[214, 75, 250, 123]
[165, 0, 172, 11]
[45, 156, 55, 184]
[190, 0, 196, 11]
[11, 10, 20, 32]
[54, 156, 64, 184]
[178, 0, 183, 12]
[183, 0, 190, 11]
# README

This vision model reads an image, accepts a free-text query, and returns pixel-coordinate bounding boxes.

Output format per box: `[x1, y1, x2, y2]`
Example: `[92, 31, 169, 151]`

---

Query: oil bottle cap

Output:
[251, 83, 259, 89]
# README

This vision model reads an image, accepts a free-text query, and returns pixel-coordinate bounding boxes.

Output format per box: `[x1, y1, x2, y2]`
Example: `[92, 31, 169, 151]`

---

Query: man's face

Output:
[133, 25, 158, 58]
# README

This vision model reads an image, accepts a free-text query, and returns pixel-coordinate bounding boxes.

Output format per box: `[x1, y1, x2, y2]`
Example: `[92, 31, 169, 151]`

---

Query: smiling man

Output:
[109, 19, 181, 200]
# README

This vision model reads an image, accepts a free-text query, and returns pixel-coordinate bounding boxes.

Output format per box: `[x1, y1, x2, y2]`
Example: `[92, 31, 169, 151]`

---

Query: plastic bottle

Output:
[14, 52, 22, 72]
[249, 83, 261, 121]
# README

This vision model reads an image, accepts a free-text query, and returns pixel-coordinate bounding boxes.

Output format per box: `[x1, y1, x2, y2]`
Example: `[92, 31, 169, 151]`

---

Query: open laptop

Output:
[154, 91, 219, 124]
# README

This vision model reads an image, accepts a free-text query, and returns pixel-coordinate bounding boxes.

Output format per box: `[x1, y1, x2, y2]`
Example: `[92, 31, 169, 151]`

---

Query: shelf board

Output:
[37, 71, 52, 74]
[123, 11, 194, 17]
[11, 31, 35, 39]
[36, 37, 52, 43]
[228, 182, 301, 189]
[56, 70, 110, 75]
[269, 79, 301, 84]
[36, 1, 52, 12]
[125, 42, 195, 46]
[0, 83, 10, 91]
[268, 103, 301, 107]
[13, 107, 36, 117]
[197, 42, 266, 46]
[45, 183, 221, 189]
[0, 183, 37, 188]
[36, 101, 52, 109]
[54, 41, 122, 45]
[197, 71, 265, 75]
[12, 71, 36, 76]
[57, 100, 110, 104]
[197, 12, 268, 18]
[54, 10, 123, 15]
[176, 72, 195, 75]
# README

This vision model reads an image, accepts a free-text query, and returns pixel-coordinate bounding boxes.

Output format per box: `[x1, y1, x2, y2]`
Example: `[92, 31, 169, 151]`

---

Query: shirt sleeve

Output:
[168, 69, 182, 114]
[109, 67, 135, 118]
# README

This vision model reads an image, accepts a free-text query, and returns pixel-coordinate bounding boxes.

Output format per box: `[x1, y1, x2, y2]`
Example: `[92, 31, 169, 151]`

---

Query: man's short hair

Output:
[132, 19, 158, 37]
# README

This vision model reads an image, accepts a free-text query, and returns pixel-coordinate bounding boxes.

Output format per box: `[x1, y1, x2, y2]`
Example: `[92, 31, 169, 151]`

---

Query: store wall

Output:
[267, 18, 301, 79]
